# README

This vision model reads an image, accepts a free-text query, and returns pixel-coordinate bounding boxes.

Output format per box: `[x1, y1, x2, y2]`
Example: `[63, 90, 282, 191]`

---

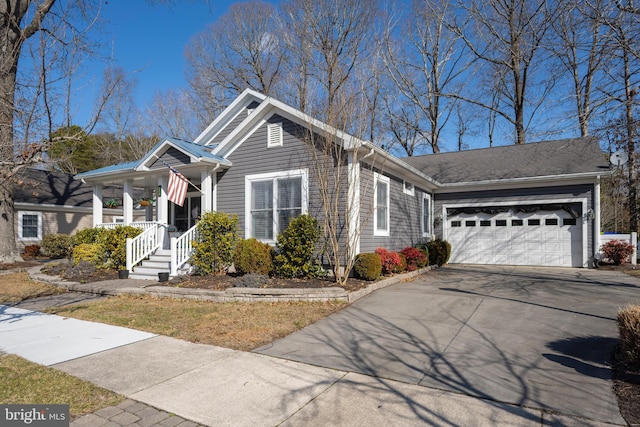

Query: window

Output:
[512, 219, 523, 226]
[18, 211, 42, 240]
[403, 180, 415, 196]
[563, 218, 577, 226]
[480, 220, 491, 227]
[451, 220, 461, 227]
[422, 194, 431, 236]
[245, 169, 307, 243]
[374, 173, 390, 236]
[545, 218, 558, 226]
[267, 123, 283, 147]
[113, 217, 124, 224]
[465, 220, 476, 227]
[496, 220, 507, 226]
[528, 219, 540, 226]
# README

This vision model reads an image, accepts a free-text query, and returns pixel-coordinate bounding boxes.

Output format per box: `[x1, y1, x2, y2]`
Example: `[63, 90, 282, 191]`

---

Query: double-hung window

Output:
[422, 193, 431, 237]
[18, 211, 42, 240]
[246, 169, 308, 243]
[374, 173, 390, 236]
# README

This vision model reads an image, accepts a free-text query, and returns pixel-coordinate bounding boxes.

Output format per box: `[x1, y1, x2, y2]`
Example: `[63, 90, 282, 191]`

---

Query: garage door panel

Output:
[447, 208, 582, 268]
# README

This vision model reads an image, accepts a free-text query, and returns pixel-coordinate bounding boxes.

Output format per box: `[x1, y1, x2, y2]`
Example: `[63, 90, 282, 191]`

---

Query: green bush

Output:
[426, 239, 451, 267]
[72, 243, 105, 267]
[191, 211, 238, 275]
[73, 227, 104, 246]
[234, 238, 273, 276]
[97, 226, 142, 270]
[618, 304, 640, 365]
[354, 253, 382, 280]
[274, 214, 322, 278]
[41, 234, 72, 258]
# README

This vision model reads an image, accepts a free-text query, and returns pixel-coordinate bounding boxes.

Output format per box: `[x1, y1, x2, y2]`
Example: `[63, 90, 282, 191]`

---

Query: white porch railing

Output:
[170, 224, 199, 276]
[126, 223, 161, 272]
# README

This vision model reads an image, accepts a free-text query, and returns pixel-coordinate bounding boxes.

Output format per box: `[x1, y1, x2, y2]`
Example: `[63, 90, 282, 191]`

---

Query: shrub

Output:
[23, 244, 40, 258]
[353, 253, 382, 281]
[427, 239, 451, 267]
[72, 243, 105, 267]
[618, 304, 640, 365]
[41, 234, 72, 259]
[274, 214, 322, 278]
[395, 253, 407, 273]
[600, 240, 635, 265]
[401, 246, 428, 271]
[234, 238, 273, 275]
[191, 211, 238, 275]
[375, 248, 403, 275]
[97, 226, 142, 270]
[73, 227, 104, 246]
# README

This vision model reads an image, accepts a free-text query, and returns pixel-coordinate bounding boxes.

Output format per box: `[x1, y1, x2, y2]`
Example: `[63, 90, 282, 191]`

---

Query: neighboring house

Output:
[75, 89, 609, 279]
[14, 168, 145, 251]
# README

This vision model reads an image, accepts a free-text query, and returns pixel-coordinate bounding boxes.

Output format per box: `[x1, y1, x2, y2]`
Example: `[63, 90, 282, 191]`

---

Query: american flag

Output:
[167, 166, 189, 207]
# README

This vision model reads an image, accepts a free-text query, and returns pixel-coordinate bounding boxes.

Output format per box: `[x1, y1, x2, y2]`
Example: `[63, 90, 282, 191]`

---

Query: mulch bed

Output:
[613, 347, 640, 425]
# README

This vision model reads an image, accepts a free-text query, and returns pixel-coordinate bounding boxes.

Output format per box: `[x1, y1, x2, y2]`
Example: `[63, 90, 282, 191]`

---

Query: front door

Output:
[171, 192, 201, 231]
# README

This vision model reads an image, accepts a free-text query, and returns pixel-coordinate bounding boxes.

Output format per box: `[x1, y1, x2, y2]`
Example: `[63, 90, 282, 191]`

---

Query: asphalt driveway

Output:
[255, 265, 640, 424]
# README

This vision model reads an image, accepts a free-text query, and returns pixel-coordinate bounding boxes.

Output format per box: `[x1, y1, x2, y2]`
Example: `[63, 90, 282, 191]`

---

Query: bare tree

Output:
[185, 0, 284, 113]
[279, 0, 378, 117]
[0, 1, 108, 262]
[144, 89, 202, 141]
[550, 0, 611, 136]
[383, 0, 469, 154]
[450, 0, 556, 144]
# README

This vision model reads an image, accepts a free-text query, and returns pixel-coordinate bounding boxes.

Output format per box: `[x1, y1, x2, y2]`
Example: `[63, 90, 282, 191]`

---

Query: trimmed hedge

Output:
[426, 239, 451, 267]
[354, 253, 382, 281]
[192, 211, 238, 275]
[274, 214, 322, 278]
[41, 234, 72, 259]
[72, 243, 105, 266]
[234, 238, 273, 276]
[618, 304, 640, 365]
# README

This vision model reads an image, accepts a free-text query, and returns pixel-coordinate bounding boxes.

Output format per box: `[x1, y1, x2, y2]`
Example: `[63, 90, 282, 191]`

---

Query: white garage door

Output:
[446, 209, 582, 267]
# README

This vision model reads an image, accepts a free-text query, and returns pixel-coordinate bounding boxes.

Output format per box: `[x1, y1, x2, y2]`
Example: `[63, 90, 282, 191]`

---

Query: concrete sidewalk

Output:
[0, 305, 620, 426]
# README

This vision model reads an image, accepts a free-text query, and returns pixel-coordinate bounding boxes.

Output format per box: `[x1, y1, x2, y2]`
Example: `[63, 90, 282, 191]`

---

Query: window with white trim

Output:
[374, 173, 390, 236]
[403, 180, 415, 196]
[267, 123, 283, 147]
[422, 193, 431, 236]
[246, 169, 308, 243]
[18, 211, 42, 240]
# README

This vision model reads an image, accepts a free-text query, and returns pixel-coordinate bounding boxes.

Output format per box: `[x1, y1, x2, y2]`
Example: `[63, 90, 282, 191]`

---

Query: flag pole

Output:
[152, 154, 202, 192]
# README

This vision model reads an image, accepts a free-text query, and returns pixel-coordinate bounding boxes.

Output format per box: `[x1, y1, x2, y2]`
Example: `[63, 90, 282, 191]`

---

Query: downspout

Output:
[594, 176, 601, 267]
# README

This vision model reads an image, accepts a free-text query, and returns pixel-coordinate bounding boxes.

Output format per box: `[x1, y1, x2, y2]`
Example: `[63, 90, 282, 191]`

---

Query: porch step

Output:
[130, 250, 172, 281]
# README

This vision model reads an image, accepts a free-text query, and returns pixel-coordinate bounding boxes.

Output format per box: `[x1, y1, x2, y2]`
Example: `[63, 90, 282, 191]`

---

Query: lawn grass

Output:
[48, 295, 346, 351]
[0, 272, 64, 304]
[0, 354, 123, 418]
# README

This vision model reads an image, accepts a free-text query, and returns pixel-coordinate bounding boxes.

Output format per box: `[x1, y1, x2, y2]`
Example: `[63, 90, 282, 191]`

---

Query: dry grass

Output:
[0, 272, 65, 304]
[0, 354, 122, 419]
[48, 295, 346, 351]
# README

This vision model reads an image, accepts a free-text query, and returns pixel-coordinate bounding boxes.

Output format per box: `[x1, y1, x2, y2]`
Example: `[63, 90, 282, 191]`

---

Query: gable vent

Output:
[267, 123, 283, 147]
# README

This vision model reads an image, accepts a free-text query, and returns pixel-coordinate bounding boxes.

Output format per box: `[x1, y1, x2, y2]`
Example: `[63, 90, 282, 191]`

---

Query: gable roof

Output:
[401, 137, 610, 185]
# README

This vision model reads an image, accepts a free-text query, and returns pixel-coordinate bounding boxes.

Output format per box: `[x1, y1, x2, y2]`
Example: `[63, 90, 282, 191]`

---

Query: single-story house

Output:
[14, 168, 146, 252]
[75, 89, 609, 279]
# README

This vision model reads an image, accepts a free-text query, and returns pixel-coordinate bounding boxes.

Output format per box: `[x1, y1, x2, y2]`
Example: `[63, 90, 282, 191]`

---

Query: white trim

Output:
[373, 172, 390, 237]
[441, 198, 589, 267]
[244, 168, 309, 244]
[347, 153, 360, 258]
[15, 203, 93, 214]
[18, 211, 43, 241]
[403, 180, 415, 196]
[434, 174, 604, 193]
[267, 122, 283, 148]
[595, 176, 601, 255]
[421, 192, 432, 237]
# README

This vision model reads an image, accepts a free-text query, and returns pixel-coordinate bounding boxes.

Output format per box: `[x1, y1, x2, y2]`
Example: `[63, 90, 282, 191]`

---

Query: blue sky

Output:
[83, 1, 238, 117]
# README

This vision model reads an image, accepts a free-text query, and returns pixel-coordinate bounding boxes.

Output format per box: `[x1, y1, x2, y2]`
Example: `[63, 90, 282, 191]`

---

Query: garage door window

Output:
[545, 218, 558, 226]
[563, 218, 577, 225]
[528, 219, 540, 225]
[451, 220, 461, 227]
[512, 219, 523, 226]
[480, 220, 491, 226]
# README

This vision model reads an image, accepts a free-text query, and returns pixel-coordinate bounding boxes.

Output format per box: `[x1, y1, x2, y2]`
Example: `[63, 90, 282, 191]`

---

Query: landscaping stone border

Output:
[28, 264, 433, 303]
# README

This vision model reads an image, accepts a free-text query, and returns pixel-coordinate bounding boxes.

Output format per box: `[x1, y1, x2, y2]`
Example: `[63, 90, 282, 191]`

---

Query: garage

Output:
[445, 206, 583, 267]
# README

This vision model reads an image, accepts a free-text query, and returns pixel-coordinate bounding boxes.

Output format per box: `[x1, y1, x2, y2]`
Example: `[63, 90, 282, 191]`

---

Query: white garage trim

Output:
[442, 198, 589, 267]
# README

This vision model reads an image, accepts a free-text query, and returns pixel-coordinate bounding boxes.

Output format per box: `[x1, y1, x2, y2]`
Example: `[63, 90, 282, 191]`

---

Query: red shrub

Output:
[600, 239, 635, 265]
[401, 247, 428, 271]
[375, 247, 404, 274]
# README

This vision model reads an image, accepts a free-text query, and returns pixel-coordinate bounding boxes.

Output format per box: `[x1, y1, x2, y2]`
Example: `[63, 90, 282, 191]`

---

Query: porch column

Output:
[123, 180, 134, 225]
[92, 185, 103, 226]
[201, 170, 214, 213]
[158, 176, 169, 224]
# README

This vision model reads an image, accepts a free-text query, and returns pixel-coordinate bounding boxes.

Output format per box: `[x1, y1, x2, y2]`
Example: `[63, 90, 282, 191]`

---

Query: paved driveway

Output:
[255, 265, 640, 424]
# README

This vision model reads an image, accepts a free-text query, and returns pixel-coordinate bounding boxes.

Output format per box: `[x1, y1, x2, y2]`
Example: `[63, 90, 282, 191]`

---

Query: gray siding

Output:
[359, 166, 429, 253]
[216, 115, 348, 259]
[433, 184, 596, 256]
[150, 147, 190, 170]
[211, 102, 261, 145]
